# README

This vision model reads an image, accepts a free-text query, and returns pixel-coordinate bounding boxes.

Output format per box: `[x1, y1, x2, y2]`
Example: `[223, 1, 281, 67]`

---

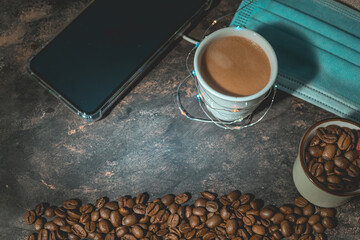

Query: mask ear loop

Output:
[176, 0, 276, 130]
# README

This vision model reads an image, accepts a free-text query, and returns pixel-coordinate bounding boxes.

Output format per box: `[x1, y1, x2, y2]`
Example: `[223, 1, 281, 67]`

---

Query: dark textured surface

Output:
[0, 0, 359, 239]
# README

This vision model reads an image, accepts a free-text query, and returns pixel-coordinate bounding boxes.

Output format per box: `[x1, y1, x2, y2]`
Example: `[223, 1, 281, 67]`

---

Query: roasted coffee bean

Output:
[54, 207, 67, 218]
[109, 210, 121, 227]
[324, 161, 335, 172]
[67, 233, 80, 240]
[44, 206, 56, 218]
[175, 193, 190, 204]
[347, 164, 360, 178]
[316, 128, 338, 143]
[239, 194, 252, 205]
[122, 214, 138, 226]
[298, 234, 312, 240]
[33, 217, 45, 232]
[100, 207, 111, 219]
[91, 210, 100, 222]
[344, 150, 358, 161]
[131, 225, 144, 239]
[334, 157, 350, 169]
[319, 208, 336, 218]
[206, 215, 221, 228]
[308, 214, 320, 225]
[302, 204, 315, 216]
[280, 220, 292, 237]
[260, 207, 274, 219]
[60, 225, 72, 233]
[119, 207, 131, 216]
[294, 196, 308, 208]
[35, 203, 47, 217]
[72, 223, 87, 238]
[161, 194, 174, 206]
[225, 190, 240, 202]
[192, 207, 206, 216]
[243, 215, 256, 226]
[24, 210, 37, 225]
[44, 221, 58, 232]
[79, 213, 90, 224]
[48, 231, 57, 240]
[294, 224, 305, 235]
[146, 202, 161, 216]
[296, 217, 308, 225]
[116, 226, 128, 237]
[205, 201, 219, 213]
[311, 163, 324, 177]
[252, 225, 266, 235]
[104, 201, 119, 211]
[25, 233, 36, 240]
[80, 203, 94, 214]
[280, 205, 293, 215]
[312, 222, 325, 233]
[99, 219, 112, 233]
[200, 191, 216, 200]
[63, 199, 79, 210]
[270, 212, 284, 225]
[308, 146, 323, 157]
[322, 144, 337, 160]
[327, 174, 341, 184]
[338, 132, 351, 150]
[37, 229, 49, 240]
[315, 233, 328, 240]
[65, 216, 78, 225]
[104, 233, 115, 240]
[95, 197, 107, 209]
[84, 221, 96, 232]
[322, 217, 335, 229]
[167, 213, 180, 228]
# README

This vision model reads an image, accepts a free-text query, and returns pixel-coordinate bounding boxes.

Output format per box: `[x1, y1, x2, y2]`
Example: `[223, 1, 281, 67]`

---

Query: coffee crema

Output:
[200, 36, 271, 97]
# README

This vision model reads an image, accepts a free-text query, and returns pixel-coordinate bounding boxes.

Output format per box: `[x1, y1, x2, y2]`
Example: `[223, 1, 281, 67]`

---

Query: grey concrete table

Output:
[0, 0, 359, 239]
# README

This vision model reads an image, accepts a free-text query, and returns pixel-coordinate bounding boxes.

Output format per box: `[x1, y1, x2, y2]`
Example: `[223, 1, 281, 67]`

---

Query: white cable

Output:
[182, 35, 199, 45]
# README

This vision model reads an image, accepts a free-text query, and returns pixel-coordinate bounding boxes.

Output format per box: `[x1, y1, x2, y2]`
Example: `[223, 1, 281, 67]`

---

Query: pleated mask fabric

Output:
[230, 0, 360, 123]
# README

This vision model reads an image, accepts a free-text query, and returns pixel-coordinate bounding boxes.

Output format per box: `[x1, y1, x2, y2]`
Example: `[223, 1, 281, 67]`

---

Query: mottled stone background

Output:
[0, 0, 359, 239]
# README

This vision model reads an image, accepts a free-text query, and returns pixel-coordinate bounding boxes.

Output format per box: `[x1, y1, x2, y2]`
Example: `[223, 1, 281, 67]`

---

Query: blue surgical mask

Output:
[231, 0, 360, 123]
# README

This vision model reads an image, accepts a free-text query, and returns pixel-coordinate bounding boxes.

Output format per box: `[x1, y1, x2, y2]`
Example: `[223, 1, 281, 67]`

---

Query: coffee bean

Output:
[319, 208, 336, 218]
[104, 201, 119, 211]
[239, 194, 252, 205]
[95, 197, 107, 209]
[71, 223, 87, 238]
[315, 233, 328, 240]
[146, 202, 161, 216]
[294, 196, 308, 208]
[80, 203, 94, 214]
[44, 206, 56, 218]
[60, 225, 72, 233]
[99, 219, 112, 233]
[313, 222, 325, 233]
[33, 217, 45, 232]
[24, 210, 37, 225]
[131, 225, 144, 238]
[347, 164, 360, 178]
[200, 191, 216, 201]
[296, 217, 308, 225]
[50, 208, 64, 219]
[294, 224, 305, 235]
[161, 194, 174, 206]
[252, 224, 266, 235]
[280, 220, 292, 237]
[25, 233, 36, 240]
[317, 127, 338, 144]
[260, 207, 274, 220]
[175, 193, 190, 204]
[37, 229, 49, 240]
[205, 201, 219, 213]
[324, 161, 335, 172]
[34, 203, 47, 217]
[205, 215, 221, 228]
[99, 207, 111, 219]
[84, 221, 96, 233]
[334, 157, 350, 169]
[104, 233, 115, 240]
[322, 144, 337, 160]
[122, 214, 138, 226]
[43, 221, 58, 232]
[322, 217, 336, 229]
[338, 132, 351, 150]
[63, 199, 79, 210]
[299, 234, 313, 240]
[243, 215, 256, 226]
[270, 212, 284, 225]
[308, 214, 320, 225]
[308, 146, 323, 157]
[67, 233, 80, 240]
[302, 204, 315, 216]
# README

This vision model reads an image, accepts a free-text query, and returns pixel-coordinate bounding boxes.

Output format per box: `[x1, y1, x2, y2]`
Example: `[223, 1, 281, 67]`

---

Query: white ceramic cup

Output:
[293, 118, 360, 208]
[193, 27, 278, 121]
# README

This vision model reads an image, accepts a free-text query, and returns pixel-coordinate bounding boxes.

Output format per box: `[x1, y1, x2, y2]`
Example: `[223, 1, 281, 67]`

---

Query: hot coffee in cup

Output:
[194, 27, 278, 121]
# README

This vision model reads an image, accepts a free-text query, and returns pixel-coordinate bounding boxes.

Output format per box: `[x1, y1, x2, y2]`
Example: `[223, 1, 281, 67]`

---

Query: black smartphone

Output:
[27, 0, 212, 121]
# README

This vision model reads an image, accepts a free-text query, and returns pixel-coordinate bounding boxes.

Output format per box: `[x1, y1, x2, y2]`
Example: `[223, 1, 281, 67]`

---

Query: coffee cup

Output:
[193, 27, 278, 122]
[293, 118, 360, 207]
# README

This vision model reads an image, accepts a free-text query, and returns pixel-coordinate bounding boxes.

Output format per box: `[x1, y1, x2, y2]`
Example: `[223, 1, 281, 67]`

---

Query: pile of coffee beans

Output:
[24, 191, 338, 240]
[305, 125, 360, 192]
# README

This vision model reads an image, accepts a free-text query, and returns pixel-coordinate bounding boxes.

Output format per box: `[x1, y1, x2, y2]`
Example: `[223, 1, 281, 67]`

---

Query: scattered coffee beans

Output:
[23, 192, 339, 240]
[305, 125, 360, 192]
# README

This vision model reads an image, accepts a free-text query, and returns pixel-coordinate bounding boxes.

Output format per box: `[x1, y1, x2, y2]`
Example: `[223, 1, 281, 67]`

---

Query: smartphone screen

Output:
[28, 0, 209, 120]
